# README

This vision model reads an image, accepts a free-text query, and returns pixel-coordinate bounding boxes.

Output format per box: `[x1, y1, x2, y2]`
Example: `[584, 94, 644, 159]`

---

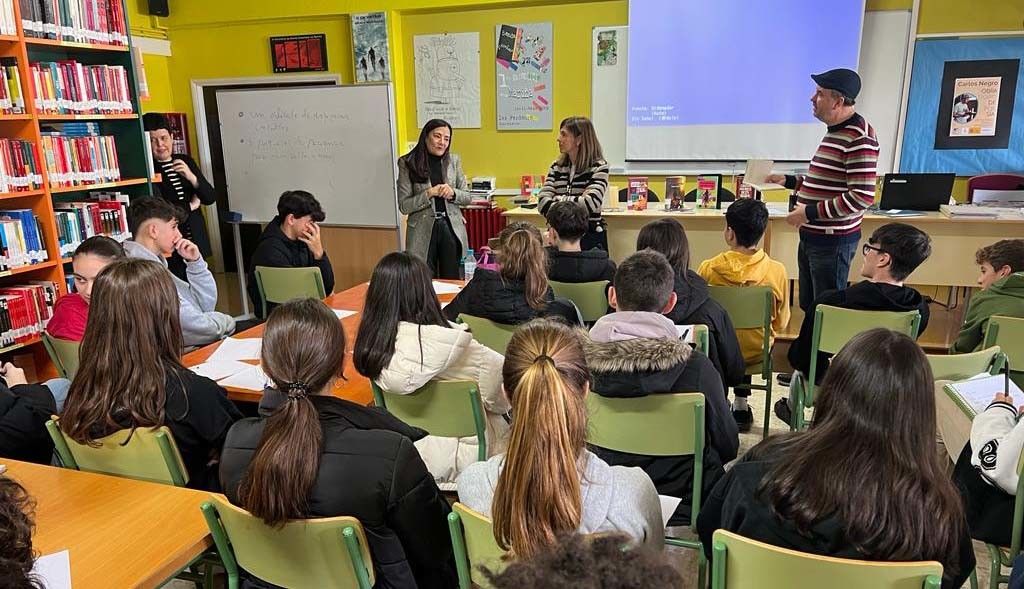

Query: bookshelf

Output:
[0, 0, 152, 374]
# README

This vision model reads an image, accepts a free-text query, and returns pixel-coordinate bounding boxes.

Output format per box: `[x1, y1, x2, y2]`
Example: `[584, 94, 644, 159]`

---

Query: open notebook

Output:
[945, 372, 1024, 418]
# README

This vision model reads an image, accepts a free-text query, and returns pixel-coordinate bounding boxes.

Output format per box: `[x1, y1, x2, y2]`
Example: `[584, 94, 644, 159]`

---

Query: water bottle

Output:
[463, 249, 476, 282]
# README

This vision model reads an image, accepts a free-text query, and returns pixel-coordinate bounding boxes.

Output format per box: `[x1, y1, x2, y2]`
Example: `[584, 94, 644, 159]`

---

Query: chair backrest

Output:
[201, 497, 375, 589]
[449, 502, 506, 589]
[458, 313, 517, 355]
[708, 285, 773, 365]
[45, 420, 188, 486]
[41, 332, 80, 380]
[710, 530, 943, 589]
[927, 346, 1004, 382]
[984, 315, 1024, 387]
[254, 266, 326, 316]
[808, 305, 920, 386]
[548, 280, 609, 323]
[966, 173, 1024, 203]
[371, 381, 487, 461]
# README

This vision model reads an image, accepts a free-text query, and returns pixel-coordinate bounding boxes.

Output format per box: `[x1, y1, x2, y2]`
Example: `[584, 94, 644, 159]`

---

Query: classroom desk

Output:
[182, 281, 466, 406]
[4, 460, 214, 589]
[504, 207, 1024, 287]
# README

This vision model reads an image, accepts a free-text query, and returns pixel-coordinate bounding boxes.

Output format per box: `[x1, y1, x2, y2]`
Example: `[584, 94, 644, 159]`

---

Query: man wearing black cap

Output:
[767, 68, 880, 316]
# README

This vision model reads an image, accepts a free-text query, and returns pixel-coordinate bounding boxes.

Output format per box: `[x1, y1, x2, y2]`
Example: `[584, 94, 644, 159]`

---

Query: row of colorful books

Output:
[0, 209, 48, 270]
[55, 192, 129, 256]
[40, 127, 121, 188]
[30, 60, 133, 115]
[0, 138, 43, 193]
[17, 0, 129, 46]
[0, 0, 17, 35]
[0, 57, 25, 115]
[625, 175, 761, 211]
[0, 281, 58, 347]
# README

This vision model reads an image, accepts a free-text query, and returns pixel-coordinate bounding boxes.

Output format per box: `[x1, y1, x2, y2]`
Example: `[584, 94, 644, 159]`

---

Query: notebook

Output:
[945, 372, 1023, 417]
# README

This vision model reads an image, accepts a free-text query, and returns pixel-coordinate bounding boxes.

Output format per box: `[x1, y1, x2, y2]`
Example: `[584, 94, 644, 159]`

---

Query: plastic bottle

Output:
[463, 248, 476, 282]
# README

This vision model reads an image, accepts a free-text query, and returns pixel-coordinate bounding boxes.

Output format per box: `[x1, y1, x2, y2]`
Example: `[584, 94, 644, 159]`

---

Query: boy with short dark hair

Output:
[586, 249, 738, 526]
[952, 239, 1024, 353]
[544, 200, 616, 283]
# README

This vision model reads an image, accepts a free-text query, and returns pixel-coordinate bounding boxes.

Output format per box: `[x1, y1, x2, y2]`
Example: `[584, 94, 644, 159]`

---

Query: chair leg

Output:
[969, 566, 978, 589]
[697, 548, 707, 589]
[987, 544, 1002, 589]
[762, 379, 772, 439]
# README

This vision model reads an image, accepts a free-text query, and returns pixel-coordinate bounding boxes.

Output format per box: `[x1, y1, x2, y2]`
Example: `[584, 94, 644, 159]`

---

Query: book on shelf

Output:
[627, 176, 649, 211]
[30, 60, 133, 115]
[0, 58, 26, 114]
[19, 0, 128, 46]
[0, 281, 58, 347]
[143, 130, 155, 179]
[40, 123, 121, 188]
[0, 0, 16, 35]
[54, 191, 130, 256]
[0, 209, 48, 269]
[0, 138, 43, 192]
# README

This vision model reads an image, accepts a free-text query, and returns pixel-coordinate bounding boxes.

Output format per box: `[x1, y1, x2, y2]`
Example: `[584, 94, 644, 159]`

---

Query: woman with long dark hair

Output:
[59, 258, 242, 490]
[697, 328, 975, 589]
[353, 252, 510, 484]
[397, 118, 471, 279]
[220, 298, 457, 588]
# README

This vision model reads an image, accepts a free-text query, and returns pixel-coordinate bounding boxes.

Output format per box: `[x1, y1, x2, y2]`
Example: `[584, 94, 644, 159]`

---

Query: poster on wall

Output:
[596, 29, 617, 66]
[351, 12, 390, 83]
[414, 32, 481, 128]
[934, 58, 1018, 150]
[495, 22, 553, 130]
[270, 34, 327, 73]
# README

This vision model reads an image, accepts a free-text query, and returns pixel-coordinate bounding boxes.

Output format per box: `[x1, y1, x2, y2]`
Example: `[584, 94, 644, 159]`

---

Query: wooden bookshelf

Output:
[0, 188, 46, 200]
[50, 177, 148, 193]
[38, 113, 138, 121]
[0, 259, 58, 277]
[0, 335, 41, 355]
[24, 38, 129, 52]
[0, 113, 33, 120]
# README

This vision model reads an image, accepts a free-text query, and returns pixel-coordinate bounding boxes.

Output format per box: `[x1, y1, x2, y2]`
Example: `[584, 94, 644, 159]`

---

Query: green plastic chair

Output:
[549, 280, 610, 323]
[928, 346, 1005, 383]
[676, 323, 710, 356]
[201, 496, 375, 589]
[458, 314, 517, 355]
[984, 315, 1024, 389]
[710, 529, 943, 589]
[46, 419, 189, 486]
[448, 502, 506, 589]
[586, 392, 707, 589]
[708, 286, 775, 438]
[41, 332, 80, 380]
[254, 266, 327, 319]
[792, 306, 921, 430]
[371, 380, 487, 461]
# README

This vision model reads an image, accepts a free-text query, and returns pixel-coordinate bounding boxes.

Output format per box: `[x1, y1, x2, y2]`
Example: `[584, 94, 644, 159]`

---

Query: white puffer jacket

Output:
[376, 321, 510, 484]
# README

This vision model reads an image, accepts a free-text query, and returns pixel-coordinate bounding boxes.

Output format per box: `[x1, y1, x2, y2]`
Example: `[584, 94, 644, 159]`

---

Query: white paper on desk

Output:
[32, 550, 71, 589]
[190, 359, 252, 381]
[217, 365, 271, 392]
[333, 309, 358, 319]
[948, 373, 1024, 417]
[206, 337, 262, 363]
[432, 281, 462, 295]
[659, 495, 683, 527]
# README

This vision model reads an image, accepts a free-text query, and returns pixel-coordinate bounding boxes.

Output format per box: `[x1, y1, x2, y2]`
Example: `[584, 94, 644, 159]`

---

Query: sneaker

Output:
[732, 407, 754, 433]
[773, 398, 793, 425]
[776, 372, 792, 386]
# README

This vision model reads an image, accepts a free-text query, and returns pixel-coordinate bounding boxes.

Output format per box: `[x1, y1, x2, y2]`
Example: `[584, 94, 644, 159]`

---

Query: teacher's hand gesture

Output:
[171, 159, 199, 188]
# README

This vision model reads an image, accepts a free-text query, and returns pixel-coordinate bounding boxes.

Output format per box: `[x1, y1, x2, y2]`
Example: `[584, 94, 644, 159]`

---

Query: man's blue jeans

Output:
[798, 239, 859, 311]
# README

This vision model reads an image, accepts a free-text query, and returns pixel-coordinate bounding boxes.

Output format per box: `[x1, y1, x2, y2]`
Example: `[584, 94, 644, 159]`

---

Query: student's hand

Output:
[189, 196, 201, 211]
[174, 238, 202, 262]
[766, 173, 787, 185]
[994, 392, 1013, 404]
[786, 203, 808, 227]
[171, 159, 199, 188]
[1, 362, 27, 386]
[299, 222, 325, 260]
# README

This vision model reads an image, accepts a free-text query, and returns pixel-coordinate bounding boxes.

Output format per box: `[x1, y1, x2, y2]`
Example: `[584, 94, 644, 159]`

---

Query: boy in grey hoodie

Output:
[124, 196, 235, 347]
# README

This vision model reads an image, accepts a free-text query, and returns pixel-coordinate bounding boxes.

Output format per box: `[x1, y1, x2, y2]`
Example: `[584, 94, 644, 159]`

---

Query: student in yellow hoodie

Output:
[698, 198, 789, 431]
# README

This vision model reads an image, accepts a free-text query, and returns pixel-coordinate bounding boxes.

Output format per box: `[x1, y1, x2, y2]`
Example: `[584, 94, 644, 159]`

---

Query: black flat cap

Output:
[811, 68, 861, 101]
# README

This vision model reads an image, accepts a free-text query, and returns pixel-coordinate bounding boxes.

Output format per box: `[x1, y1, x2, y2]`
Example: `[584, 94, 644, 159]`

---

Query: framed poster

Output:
[351, 12, 390, 83]
[414, 32, 481, 128]
[270, 34, 327, 73]
[934, 58, 1019, 150]
[495, 22, 553, 130]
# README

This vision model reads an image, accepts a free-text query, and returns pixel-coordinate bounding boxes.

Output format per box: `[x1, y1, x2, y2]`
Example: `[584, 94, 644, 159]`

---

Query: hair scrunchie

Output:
[285, 381, 311, 400]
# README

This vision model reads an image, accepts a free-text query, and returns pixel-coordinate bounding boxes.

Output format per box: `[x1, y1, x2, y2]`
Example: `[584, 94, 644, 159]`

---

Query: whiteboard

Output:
[217, 85, 400, 226]
[592, 11, 911, 175]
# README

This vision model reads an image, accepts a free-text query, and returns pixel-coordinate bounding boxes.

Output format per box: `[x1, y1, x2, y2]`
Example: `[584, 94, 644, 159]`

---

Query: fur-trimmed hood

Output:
[584, 335, 693, 373]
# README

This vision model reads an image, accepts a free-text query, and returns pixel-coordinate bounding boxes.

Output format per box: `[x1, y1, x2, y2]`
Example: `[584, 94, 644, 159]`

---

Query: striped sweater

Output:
[786, 113, 879, 244]
[537, 159, 610, 223]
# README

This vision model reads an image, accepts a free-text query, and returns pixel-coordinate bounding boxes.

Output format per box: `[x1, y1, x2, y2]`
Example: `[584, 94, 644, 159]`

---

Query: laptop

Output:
[879, 173, 955, 212]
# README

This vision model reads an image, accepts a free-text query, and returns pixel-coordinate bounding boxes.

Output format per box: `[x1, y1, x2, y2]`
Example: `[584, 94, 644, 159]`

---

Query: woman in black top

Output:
[143, 113, 217, 281]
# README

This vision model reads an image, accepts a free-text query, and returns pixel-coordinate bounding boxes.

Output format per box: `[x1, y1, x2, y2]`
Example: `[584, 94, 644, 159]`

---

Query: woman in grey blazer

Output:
[397, 119, 471, 279]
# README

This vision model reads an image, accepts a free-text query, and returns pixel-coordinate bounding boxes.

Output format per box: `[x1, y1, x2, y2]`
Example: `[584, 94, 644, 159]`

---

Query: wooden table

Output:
[183, 281, 465, 406]
[4, 460, 214, 589]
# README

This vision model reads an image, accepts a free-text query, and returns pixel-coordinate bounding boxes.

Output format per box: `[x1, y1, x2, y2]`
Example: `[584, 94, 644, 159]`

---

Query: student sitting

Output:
[0, 476, 39, 589]
[586, 250, 738, 526]
[952, 238, 1024, 353]
[698, 329, 975, 589]
[544, 200, 616, 284]
[443, 222, 581, 326]
[698, 198, 789, 431]
[220, 298, 456, 588]
[354, 252, 510, 484]
[59, 258, 242, 490]
[636, 218, 744, 389]
[0, 360, 64, 464]
[123, 196, 235, 347]
[457, 319, 663, 556]
[247, 190, 336, 318]
[46, 236, 125, 342]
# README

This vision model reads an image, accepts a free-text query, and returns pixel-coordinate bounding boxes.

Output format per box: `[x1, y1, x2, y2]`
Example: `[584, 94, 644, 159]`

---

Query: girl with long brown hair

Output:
[59, 258, 242, 490]
[456, 319, 662, 558]
[219, 298, 456, 588]
[697, 328, 975, 589]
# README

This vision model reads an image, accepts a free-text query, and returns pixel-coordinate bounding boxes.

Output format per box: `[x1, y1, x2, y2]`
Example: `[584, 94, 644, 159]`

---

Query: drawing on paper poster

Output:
[351, 12, 390, 83]
[949, 76, 1000, 137]
[597, 30, 617, 66]
[495, 22, 553, 130]
[414, 33, 481, 128]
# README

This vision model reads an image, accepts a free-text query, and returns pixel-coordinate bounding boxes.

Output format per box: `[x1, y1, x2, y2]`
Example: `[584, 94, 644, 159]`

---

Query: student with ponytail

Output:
[219, 298, 456, 588]
[456, 319, 662, 557]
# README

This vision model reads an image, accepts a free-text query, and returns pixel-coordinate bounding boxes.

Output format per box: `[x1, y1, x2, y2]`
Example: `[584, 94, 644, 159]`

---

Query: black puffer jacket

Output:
[442, 268, 581, 326]
[546, 246, 616, 284]
[0, 382, 55, 464]
[220, 393, 456, 589]
[247, 215, 336, 317]
[666, 269, 745, 389]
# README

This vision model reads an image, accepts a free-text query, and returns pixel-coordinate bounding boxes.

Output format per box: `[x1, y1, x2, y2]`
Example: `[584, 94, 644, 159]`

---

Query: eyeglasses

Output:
[862, 243, 886, 256]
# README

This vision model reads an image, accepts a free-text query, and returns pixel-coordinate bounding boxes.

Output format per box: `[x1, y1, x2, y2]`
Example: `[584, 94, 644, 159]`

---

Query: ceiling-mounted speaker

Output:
[148, 0, 169, 17]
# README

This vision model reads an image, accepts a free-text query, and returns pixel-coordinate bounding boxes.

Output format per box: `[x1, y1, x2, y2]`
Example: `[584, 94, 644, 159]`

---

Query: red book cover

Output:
[11, 140, 25, 191]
